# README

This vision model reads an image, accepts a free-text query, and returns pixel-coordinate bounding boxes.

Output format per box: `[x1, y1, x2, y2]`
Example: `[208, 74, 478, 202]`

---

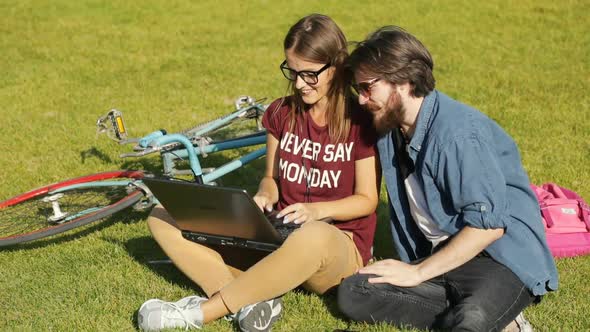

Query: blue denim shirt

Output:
[379, 90, 558, 296]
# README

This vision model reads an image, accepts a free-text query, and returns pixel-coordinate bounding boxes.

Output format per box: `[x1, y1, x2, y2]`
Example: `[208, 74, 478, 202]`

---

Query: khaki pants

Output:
[147, 206, 363, 313]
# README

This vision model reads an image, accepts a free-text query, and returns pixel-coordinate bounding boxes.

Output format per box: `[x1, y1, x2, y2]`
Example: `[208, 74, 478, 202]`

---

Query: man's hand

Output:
[359, 259, 426, 287]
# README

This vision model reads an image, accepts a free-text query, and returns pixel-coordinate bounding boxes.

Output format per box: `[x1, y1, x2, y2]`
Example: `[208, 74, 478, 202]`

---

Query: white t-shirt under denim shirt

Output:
[394, 129, 450, 250]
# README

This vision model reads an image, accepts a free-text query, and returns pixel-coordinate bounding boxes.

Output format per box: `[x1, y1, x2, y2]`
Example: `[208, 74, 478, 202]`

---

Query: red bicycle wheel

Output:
[0, 170, 146, 247]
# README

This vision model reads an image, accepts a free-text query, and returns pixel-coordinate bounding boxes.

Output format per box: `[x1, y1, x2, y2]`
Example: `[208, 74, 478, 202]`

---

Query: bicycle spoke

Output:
[0, 185, 132, 239]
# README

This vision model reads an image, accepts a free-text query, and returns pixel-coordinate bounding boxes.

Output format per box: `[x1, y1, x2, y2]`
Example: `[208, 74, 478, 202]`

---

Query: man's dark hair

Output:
[347, 26, 435, 97]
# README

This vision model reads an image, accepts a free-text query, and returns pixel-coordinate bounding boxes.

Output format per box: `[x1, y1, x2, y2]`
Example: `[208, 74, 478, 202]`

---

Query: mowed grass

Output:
[0, 0, 589, 331]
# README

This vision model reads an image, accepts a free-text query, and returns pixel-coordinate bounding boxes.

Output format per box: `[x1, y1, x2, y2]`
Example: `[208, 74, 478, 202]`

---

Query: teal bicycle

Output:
[0, 96, 269, 247]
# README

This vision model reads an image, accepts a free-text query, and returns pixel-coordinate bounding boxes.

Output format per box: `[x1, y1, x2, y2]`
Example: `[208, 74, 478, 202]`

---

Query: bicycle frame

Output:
[94, 95, 269, 186]
[156, 133, 267, 183]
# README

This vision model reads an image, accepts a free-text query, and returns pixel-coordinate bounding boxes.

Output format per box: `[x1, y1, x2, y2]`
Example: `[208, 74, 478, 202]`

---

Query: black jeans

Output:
[337, 255, 537, 332]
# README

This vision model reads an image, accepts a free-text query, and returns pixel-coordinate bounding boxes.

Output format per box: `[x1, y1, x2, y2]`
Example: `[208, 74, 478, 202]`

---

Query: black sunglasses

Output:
[280, 60, 331, 85]
[351, 78, 381, 97]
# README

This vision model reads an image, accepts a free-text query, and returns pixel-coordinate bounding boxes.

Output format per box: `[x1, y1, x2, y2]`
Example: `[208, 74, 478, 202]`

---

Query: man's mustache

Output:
[361, 102, 381, 113]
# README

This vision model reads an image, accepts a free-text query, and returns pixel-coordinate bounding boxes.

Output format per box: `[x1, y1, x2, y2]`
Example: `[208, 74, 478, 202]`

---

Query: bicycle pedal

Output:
[96, 109, 128, 142]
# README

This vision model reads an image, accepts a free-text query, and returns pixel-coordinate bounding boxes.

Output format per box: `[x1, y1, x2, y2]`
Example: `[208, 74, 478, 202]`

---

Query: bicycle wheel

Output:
[0, 170, 146, 247]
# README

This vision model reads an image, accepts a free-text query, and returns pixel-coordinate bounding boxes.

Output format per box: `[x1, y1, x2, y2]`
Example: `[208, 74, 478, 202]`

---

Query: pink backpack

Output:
[530, 183, 590, 258]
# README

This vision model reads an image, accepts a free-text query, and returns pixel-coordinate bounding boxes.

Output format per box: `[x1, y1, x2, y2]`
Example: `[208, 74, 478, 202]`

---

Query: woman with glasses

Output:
[138, 14, 379, 332]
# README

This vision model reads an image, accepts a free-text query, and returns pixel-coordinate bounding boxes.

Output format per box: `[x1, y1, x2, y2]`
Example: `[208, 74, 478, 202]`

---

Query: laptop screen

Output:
[142, 177, 283, 244]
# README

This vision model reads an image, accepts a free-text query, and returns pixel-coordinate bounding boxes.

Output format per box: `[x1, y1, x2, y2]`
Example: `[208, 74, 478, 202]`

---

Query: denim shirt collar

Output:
[407, 90, 437, 161]
[375, 90, 440, 262]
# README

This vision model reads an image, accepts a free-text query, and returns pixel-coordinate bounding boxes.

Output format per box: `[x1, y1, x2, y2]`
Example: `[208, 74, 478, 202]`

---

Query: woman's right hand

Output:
[253, 192, 275, 212]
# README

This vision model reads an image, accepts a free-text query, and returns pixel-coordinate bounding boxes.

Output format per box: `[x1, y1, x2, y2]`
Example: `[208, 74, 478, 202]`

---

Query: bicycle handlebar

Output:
[138, 130, 167, 148]
[148, 134, 203, 181]
[119, 148, 159, 158]
[234, 95, 256, 111]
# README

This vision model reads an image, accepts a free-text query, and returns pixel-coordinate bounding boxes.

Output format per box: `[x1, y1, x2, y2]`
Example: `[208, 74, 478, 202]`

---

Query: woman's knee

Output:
[147, 206, 189, 255]
[284, 221, 339, 252]
[147, 206, 181, 238]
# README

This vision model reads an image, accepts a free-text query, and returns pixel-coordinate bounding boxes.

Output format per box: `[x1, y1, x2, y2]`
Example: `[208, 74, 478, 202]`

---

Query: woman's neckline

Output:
[306, 109, 328, 130]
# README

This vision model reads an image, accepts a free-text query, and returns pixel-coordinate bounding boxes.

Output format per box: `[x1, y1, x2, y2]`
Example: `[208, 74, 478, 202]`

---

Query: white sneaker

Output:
[237, 298, 282, 332]
[137, 295, 206, 331]
[503, 312, 533, 332]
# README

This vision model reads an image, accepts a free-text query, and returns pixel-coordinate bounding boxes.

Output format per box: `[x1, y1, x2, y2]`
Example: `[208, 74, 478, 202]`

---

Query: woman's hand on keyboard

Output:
[253, 192, 275, 212]
[277, 203, 318, 225]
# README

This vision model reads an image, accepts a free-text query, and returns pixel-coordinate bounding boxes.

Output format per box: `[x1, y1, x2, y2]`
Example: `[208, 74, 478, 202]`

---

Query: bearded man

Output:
[337, 26, 558, 332]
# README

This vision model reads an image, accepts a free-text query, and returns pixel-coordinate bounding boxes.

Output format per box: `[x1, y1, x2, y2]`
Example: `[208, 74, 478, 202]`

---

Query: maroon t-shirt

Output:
[262, 96, 377, 265]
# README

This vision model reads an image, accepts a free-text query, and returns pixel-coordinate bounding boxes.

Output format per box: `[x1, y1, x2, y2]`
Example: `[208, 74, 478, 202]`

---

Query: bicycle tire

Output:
[0, 170, 146, 247]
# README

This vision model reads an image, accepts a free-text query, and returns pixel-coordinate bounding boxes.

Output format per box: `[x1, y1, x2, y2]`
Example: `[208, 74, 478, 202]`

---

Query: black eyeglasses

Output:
[351, 78, 381, 97]
[280, 60, 331, 85]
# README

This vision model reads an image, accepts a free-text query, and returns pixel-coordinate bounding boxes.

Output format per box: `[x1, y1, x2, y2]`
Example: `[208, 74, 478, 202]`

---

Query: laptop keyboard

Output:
[265, 210, 301, 240]
[274, 223, 300, 240]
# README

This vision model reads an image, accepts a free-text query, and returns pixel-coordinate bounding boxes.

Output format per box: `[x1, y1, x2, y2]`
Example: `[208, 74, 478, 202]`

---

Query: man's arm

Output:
[362, 134, 509, 286]
[360, 226, 503, 287]
[415, 226, 503, 280]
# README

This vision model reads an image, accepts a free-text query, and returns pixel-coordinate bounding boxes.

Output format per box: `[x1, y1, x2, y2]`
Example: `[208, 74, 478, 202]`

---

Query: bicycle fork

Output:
[43, 180, 155, 224]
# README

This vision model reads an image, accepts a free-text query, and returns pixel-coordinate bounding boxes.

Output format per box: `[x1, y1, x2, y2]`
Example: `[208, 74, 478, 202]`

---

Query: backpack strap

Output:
[580, 201, 590, 231]
[539, 202, 555, 228]
[531, 184, 553, 200]
[544, 183, 567, 199]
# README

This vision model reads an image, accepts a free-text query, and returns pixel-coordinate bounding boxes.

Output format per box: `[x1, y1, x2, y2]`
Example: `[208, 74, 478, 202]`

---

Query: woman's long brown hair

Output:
[279, 14, 351, 143]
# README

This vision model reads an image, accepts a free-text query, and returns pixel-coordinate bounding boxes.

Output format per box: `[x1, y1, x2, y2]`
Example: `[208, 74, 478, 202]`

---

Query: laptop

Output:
[142, 177, 300, 252]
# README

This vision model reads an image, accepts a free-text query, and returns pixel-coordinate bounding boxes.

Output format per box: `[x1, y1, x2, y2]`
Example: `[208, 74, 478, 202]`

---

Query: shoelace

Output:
[161, 301, 201, 330]
[224, 313, 237, 321]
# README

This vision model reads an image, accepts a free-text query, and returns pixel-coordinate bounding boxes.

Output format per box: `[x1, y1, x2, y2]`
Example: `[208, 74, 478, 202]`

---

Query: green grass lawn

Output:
[1, 0, 589, 331]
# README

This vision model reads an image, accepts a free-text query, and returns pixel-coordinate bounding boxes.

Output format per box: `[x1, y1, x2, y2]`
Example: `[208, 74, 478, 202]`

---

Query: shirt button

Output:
[480, 205, 487, 212]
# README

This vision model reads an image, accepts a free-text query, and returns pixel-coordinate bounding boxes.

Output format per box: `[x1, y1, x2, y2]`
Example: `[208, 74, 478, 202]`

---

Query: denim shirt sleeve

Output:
[434, 134, 509, 229]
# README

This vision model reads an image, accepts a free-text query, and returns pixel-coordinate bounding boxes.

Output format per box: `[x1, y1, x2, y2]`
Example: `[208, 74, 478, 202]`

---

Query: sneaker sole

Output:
[137, 299, 163, 331]
[239, 299, 282, 332]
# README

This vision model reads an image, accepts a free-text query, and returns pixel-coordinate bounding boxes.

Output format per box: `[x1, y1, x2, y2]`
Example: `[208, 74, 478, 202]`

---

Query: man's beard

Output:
[365, 90, 404, 135]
